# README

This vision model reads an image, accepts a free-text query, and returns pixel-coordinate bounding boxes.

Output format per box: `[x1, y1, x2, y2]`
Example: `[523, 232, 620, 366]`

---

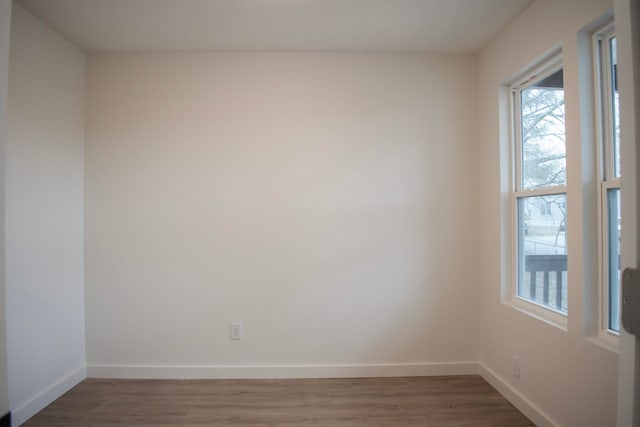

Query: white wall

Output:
[6, 4, 86, 425]
[477, 1, 618, 426]
[85, 52, 480, 376]
[614, 0, 640, 424]
[0, 0, 11, 418]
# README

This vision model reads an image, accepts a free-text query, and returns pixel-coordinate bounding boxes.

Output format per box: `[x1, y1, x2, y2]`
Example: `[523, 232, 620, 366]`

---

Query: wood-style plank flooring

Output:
[24, 376, 534, 426]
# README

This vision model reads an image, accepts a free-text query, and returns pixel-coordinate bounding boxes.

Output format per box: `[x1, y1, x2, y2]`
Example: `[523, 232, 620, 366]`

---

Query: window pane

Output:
[517, 194, 567, 312]
[610, 37, 621, 178]
[607, 188, 621, 331]
[520, 69, 566, 189]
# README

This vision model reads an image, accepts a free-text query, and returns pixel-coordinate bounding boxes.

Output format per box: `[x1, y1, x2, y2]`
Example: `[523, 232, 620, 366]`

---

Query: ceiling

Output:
[17, 0, 532, 53]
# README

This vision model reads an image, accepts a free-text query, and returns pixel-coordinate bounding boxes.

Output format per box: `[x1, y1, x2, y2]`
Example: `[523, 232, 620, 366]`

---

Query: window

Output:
[595, 27, 621, 334]
[540, 200, 552, 216]
[511, 56, 568, 316]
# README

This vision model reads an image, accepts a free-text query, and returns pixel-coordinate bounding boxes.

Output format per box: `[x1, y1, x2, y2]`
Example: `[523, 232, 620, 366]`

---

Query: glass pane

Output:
[610, 37, 621, 178]
[520, 69, 566, 189]
[607, 188, 621, 332]
[517, 194, 567, 313]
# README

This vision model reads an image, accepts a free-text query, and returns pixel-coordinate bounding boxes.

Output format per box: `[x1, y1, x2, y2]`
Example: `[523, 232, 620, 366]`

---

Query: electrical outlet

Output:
[513, 355, 520, 379]
[230, 322, 243, 340]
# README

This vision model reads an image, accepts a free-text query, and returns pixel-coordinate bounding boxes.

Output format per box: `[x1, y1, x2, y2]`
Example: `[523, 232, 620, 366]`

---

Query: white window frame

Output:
[509, 53, 568, 328]
[593, 24, 620, 344]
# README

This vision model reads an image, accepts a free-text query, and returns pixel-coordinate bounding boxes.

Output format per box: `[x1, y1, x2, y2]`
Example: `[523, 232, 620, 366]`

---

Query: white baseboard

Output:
[12, 364, 86, 427]
[88, 361, 478, 379]
[478, 362, 560, 427]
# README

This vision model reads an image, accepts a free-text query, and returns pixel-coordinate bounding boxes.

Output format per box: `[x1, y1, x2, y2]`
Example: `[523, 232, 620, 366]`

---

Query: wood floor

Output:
[24, 376, 534, 426]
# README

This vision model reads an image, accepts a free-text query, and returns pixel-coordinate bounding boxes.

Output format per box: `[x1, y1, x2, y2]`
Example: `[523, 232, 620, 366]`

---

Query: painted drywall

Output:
[6, 4, 86, 425]
[85, 52, 480, 373]
[0, 0, 11, 418]
[477, 0, 618, 426]
[614, 0, 640, 424]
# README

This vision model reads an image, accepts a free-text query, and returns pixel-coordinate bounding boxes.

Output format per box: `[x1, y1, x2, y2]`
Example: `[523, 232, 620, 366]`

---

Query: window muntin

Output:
[512, 57, 568, 315]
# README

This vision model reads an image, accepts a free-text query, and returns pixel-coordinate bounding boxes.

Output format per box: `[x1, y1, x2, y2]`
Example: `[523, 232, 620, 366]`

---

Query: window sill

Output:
[585, 332, 619, 353]
[504, 297, 568, 331]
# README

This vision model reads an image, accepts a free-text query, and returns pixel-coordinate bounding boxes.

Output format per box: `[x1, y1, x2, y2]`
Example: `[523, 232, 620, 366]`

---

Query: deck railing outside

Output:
[523, 254, 567, 312]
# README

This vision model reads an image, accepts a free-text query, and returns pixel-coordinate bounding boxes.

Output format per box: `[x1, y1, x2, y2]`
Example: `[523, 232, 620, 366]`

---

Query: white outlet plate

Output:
[513, 355, 520, 379]
[230, 322, 243, 340]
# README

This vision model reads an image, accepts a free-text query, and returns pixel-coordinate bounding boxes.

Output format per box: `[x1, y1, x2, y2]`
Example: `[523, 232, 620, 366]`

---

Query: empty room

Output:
[0, 0, 639, 426]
